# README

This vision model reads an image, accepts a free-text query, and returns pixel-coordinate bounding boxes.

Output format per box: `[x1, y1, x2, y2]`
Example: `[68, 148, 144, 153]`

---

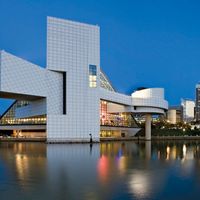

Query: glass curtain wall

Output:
[100, 100, 137, 128]
[0, 101, 46, 125]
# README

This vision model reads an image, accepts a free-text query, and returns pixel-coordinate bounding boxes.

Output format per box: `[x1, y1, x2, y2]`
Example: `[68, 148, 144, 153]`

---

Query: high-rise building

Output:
[195, 83, 200, 122]
[181, 99, 195, 123]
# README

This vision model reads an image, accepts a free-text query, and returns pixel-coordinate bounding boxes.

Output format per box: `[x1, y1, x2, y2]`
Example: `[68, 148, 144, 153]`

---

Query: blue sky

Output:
[0, 0, 200, 113]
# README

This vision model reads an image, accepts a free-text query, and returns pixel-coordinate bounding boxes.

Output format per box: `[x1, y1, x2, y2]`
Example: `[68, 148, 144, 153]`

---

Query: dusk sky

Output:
[1, 0, 200, 113]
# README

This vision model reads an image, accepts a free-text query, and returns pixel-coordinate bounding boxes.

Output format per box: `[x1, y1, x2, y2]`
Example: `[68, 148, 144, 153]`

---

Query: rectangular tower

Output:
[181, 99, 195, 123]
[196, 84, 200, 122]
[46, 17, 100, 142]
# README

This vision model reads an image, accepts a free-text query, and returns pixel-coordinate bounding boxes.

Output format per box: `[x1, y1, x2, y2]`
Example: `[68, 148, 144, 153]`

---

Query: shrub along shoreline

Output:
[138, 128, 200, 137]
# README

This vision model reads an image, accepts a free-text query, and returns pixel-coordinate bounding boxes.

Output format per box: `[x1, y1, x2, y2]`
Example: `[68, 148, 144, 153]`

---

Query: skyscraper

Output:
[181, 99, 195, 123]
[195, 83, 200, 122]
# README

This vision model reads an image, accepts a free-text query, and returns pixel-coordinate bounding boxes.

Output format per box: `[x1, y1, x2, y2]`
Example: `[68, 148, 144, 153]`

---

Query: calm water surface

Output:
[0, 141, 200, 200]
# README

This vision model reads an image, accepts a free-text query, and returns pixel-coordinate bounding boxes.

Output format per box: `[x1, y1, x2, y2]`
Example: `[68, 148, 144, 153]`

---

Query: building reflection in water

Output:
[1, 141, 200, 199]
[46, 144, 101, 200]
[145, 141, 151, 160]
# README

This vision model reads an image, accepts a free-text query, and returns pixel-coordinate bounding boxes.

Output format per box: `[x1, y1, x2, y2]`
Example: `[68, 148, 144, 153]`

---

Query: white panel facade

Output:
[131, 88, 168, 110]
[0, 51, 46, 97]
[131, 88, 164, 99]
[100, 88, 132, 106]
[100, 87, 168, 111]
[46, 70, 63, 115]
[47, 17, 100, 142]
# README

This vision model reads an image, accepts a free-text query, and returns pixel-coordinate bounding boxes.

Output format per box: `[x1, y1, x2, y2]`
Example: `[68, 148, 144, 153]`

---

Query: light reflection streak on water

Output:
[166, 146, 170, 160]
[97, 155, 109, 184]
[129, 172, 151, 199]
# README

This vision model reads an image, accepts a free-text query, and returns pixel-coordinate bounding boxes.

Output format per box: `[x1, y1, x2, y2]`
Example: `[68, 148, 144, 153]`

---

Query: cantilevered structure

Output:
[0, 16, 168, 142]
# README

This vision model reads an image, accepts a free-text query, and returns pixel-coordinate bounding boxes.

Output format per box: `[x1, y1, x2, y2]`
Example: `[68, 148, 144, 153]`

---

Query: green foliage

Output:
[152, 129, 200, 136]
[138, 120, 200, 136]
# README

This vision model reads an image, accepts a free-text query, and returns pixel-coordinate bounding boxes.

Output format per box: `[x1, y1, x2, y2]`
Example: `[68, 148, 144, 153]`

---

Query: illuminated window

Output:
[89, 65, 97, 88]
[100, 100, 138, 128]
[0, 101, 46, 125]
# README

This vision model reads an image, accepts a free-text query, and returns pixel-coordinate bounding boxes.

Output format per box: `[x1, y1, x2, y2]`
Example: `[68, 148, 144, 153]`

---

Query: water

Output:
[0, 141, 200, 200]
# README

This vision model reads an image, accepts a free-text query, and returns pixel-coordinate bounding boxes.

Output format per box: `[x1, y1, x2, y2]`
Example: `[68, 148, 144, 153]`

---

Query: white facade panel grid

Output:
[0, 16, 168, 142]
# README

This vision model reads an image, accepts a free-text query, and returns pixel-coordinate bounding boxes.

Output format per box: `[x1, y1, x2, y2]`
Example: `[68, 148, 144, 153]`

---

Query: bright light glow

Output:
[129, 173, 150, 198]
[183, 144, 187, 158]
[166, 146, 170, 160]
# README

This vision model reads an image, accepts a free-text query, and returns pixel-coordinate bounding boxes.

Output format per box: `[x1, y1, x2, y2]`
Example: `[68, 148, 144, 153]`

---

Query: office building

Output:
[181, 99, 195, 123]
[195, 83, 200, 122]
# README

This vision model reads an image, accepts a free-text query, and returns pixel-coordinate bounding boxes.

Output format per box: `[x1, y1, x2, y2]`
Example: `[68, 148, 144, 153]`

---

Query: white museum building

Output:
[0, 16, 168, 142]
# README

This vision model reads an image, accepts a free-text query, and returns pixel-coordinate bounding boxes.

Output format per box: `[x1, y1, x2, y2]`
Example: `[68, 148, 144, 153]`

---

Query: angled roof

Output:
[100, 69, 115, 92]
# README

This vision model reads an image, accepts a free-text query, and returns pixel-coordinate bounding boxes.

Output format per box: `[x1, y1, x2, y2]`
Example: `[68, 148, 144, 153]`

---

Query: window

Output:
[89, 65, 97, 88]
